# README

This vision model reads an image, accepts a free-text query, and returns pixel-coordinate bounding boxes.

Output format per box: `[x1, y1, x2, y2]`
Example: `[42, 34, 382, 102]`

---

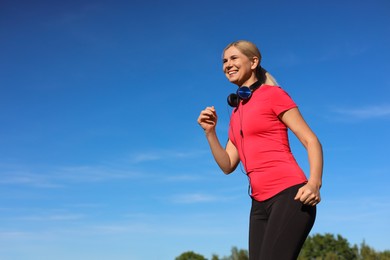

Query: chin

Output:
[226, 74, 242, 86]
[228, 78, 240, 85]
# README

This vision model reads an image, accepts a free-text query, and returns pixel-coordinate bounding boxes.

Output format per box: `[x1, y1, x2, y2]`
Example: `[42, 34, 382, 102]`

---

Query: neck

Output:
[239, 76, 259, 88]
[248, 80, 262, 91]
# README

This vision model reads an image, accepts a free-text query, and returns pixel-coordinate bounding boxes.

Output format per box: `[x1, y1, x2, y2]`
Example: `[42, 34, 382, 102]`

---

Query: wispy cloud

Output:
[0, 231, 36, 240]
[54, 165, 143, 182]
[163, 174, 205, 182]
[127, 149, 208, 164]
[0, 171, 62, 188]
[168, 193, 219, 204]
[322, 196, 390, 225]
[15, 213, 86, 222]
[0, 164, 146, 188]
[317, 39, 369, 62]
[130, 153, 162, 163]
[332, 104, 390, 120]
[0, 148, 210, 188]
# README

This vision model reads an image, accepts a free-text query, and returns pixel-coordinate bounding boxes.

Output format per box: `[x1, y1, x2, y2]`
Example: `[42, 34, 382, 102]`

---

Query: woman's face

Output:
[223, 46, 257, 86]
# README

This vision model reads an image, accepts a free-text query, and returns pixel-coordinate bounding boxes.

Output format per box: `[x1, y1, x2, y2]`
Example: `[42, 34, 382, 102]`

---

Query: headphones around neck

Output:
[227, 80, 262, 107]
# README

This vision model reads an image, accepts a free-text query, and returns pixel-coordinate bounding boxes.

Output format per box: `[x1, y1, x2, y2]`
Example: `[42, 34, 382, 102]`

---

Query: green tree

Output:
[211, 254, 220, 260]
[360, 241, 390, 260]
[379, 250, 390, 260]
[298, 233, 358, 260]
[175, 251, 207, 260]
[220, 246, 248, 260]
[232, 246, 249, 260]
[175, 233, 390, 260]
[360, 240, 378, 260]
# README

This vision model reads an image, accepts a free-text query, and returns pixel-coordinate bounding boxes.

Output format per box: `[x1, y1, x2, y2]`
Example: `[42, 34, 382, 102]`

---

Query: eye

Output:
[222, 58, 227, 64]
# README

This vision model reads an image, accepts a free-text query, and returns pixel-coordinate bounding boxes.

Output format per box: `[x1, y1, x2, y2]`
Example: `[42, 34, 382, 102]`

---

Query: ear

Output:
[251, 56, 259, 70]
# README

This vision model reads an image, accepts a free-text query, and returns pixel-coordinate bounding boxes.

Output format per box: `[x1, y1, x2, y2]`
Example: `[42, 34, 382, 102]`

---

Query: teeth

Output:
[228, 71, 237, 75]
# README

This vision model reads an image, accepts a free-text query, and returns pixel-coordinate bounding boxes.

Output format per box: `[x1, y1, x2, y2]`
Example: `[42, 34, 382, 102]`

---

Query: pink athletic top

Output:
[228, 85, 307, 201]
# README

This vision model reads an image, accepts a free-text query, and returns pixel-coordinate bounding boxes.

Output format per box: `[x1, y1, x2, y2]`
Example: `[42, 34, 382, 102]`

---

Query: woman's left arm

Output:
[279, 107, 323, 206]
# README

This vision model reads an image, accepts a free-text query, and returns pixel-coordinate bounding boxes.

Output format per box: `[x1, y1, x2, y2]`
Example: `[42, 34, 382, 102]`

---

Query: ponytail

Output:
[257, 66, 278, 86]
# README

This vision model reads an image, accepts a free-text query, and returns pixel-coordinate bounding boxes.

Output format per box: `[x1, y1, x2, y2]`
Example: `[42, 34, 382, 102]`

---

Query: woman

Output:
[197, 40, 323, 259]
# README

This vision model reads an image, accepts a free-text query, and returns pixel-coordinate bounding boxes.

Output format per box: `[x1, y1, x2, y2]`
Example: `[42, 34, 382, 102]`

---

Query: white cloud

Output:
[163, 174, 205, 182]
[0, 148, 210, 188]
[0, 164, 146, 188]
[130, 153, 162, 163]
[0, 171, 62, 188]
[332, 104, 390, 119]
[127, 149, 208, 164]
[169, 193, 219, 204]
[15, 213, 86, 222]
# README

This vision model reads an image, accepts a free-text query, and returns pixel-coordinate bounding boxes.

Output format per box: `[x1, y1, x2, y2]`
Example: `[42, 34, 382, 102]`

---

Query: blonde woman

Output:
[197, 40, 323, 259]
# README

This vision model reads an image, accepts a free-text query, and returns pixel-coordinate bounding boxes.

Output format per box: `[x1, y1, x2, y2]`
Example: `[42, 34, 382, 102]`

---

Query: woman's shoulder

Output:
[261, 85, 286, 95]
[262, 84, 283, 90]
[260, 84, 294, 101]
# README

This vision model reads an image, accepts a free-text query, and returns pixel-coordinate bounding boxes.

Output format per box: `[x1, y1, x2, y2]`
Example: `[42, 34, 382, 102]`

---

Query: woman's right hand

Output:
[197, 106, 218, 134]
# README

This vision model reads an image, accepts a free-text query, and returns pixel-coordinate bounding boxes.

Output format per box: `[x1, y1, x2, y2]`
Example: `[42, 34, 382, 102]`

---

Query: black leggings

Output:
[249, 184, 316, 260]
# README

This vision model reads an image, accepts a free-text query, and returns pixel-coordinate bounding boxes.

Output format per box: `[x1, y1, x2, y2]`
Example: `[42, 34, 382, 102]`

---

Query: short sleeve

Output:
[228, 112, 237, 147]
[270, 87, 297, 116]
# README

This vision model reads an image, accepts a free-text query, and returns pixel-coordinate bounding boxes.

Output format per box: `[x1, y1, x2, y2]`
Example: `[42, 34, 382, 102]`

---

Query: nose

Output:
[224, 59, 233, 70]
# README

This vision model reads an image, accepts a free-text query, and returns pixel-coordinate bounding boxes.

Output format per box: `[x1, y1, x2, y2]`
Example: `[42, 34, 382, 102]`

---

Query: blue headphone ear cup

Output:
[227, 93, 240, 107]
[227, 82, 260, 107]
[237, 86, 252, 100]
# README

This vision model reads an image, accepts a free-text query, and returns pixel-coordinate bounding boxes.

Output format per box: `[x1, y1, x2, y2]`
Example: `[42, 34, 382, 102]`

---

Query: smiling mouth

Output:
[228, 70, 238, 75]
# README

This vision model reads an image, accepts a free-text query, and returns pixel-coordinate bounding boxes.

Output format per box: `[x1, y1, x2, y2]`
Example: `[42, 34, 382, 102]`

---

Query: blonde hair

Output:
[223, 40, 278, 86]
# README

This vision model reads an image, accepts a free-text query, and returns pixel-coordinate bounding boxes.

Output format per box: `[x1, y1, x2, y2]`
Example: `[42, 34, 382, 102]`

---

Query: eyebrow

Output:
[222, 54, 239, 62]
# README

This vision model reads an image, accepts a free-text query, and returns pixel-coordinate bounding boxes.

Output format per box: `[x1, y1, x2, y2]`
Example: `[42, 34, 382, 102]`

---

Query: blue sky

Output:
[1, 0, 389, 259]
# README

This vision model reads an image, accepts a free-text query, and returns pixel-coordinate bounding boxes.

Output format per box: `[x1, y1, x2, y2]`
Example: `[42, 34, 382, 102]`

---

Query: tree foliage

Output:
[175, 233, 390, 260]
[175, 251, 207, 260]
[359, 240, 390, 260]
[298, 233, 359, 259]
[298, 234, 390, 260]
[219, 246, 248, 260]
